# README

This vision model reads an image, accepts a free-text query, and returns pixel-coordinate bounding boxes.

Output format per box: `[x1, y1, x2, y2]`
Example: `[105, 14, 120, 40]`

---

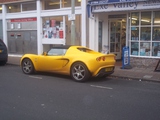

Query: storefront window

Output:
[22, 2, 36, 11]
[140, 27, 151, 41]
[141, 12, 151, 25]
[42, 0, 60, 10]
[62, 0, 81, 8]
[153, 11, 160, 25]
[42, 16, 63, 39]
[6, 3, 21, 13]
[131, 27, 139, 40]
[140, 42, 150, 56]
[131, 42, 139, 55]
[153, 27, 160, 41]
[152, 42, 160, 57]
[130, 11, 160, 57]
[131, 12, 139, 26]
[42, 0, 81, 10]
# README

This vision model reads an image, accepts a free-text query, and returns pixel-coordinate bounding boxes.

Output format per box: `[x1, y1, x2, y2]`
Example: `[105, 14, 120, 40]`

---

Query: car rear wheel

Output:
[21, 58, 34, 74]
[71, 62, 90, 82]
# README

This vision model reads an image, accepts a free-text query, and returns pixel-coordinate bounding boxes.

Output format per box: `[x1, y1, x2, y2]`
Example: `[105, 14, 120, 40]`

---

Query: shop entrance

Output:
[109, 19, 126, 60]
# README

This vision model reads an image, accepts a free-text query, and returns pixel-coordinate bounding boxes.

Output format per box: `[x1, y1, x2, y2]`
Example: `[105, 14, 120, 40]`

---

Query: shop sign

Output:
[68, 14, 75, 21]
[88, 0, 147, 5]
[10, 18, 37, 22]
[91, 0, 160, 12]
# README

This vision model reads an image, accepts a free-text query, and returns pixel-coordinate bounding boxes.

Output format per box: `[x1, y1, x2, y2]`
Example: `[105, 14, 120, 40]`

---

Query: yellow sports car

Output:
[20, 45, 115, 82]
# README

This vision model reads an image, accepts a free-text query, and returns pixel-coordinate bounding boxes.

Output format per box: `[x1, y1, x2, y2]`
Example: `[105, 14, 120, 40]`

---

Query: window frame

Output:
[130, 11, 160, 58]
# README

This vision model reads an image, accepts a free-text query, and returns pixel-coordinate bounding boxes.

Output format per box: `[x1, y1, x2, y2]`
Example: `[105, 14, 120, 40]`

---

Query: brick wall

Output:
[130, 57, 159, 70]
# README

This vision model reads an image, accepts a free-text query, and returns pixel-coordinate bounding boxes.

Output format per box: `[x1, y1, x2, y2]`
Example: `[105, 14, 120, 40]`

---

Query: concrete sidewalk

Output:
[7, 56, 160, 83]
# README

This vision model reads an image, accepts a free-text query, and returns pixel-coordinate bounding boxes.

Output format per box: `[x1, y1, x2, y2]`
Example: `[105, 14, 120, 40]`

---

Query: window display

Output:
[140, 27, 151, 41]
[131, 27, 139, 40]
[153, 27, 160, 41]
[130, 11, 160, 57]
[131, 42, 139, 55]
[140, 42, 150, 56]
[152, 42, 160, 57]
[42, 17, 64, 39]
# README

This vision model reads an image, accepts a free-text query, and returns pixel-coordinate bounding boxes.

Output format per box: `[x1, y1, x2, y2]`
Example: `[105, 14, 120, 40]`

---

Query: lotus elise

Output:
[20, 45, 115, 82]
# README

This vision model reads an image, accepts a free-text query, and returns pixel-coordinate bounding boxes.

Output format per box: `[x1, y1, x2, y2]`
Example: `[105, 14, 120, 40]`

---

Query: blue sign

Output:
[122, 46, 130, 69]
[88, 0, 147, 5]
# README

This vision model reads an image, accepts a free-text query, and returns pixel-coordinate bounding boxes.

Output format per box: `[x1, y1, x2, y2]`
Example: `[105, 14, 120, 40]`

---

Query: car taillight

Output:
[96, 56, 106, 61]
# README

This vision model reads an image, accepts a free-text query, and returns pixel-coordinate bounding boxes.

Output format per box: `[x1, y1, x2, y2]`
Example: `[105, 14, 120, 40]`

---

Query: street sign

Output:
[68, 14, 75, 21]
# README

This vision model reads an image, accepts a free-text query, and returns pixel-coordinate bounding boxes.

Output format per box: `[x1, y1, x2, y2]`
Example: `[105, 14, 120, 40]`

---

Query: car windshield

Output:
[47, 48, 67, 56]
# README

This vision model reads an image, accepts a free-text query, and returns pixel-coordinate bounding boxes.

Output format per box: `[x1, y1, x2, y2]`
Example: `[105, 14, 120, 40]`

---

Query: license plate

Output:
[105, 67, 113, 72]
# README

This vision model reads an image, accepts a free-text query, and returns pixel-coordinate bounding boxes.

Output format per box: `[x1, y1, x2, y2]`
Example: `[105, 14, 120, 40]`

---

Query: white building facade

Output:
[0, 0, 87, 55]
[88, 0, 160, 68]
[0, 0, 159, 68]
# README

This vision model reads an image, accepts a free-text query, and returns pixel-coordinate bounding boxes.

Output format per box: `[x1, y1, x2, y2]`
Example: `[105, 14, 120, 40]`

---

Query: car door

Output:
[38, 55, 63, 72]
[37, 48, 65, 72]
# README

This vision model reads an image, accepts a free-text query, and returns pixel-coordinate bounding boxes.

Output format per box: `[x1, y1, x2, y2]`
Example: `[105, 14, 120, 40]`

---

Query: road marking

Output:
[29, 76, 42, 79]
[90, 85, 113, 90]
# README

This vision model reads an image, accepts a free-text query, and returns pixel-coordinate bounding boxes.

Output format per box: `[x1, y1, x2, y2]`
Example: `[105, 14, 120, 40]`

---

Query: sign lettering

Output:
[91, 0, 160, 12]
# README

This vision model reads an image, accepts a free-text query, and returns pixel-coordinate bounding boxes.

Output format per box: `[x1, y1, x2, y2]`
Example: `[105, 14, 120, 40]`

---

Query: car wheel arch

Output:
[70, 61, 91, 82]
[70, 61, 89, 72]
[21, 58, 35, 74]
[21, 57, 36, 67]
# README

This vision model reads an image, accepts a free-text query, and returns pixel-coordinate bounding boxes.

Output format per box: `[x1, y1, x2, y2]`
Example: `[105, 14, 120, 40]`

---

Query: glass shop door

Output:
[109, 20, 126, 60]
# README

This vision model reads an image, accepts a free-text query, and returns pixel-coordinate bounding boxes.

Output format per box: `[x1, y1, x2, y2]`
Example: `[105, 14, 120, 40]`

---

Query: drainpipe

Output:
[71, 0, 75, 45]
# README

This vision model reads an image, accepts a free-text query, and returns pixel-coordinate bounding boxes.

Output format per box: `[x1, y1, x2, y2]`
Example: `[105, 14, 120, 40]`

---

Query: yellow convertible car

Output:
[20, 45, 115, 82]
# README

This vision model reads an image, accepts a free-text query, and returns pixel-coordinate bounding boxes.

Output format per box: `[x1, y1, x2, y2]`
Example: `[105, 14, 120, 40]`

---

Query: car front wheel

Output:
[21, 58, 34, 74]
[71, 62, 90, 82]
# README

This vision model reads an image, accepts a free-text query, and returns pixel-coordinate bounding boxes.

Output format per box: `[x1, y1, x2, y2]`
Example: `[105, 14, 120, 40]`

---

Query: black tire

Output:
[70, 62, 90, 82]
[0, 61, 7, 66]
[21, 58, 34, 74]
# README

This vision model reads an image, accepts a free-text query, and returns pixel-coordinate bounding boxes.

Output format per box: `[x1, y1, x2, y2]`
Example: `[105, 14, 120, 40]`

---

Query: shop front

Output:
[7, 18, 37, 54]
[1, 0, 85, 56]
[88, 0, 160, 68]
